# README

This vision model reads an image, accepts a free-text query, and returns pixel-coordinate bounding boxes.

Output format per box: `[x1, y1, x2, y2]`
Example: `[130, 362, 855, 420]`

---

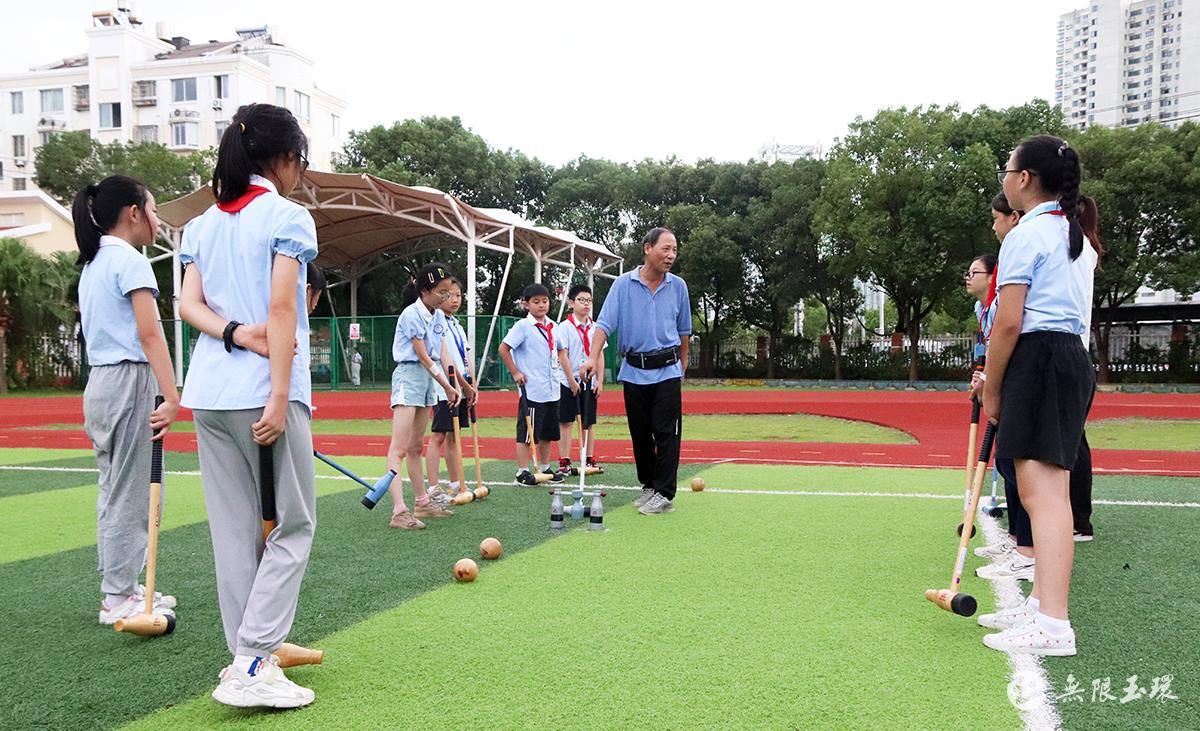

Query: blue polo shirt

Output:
[179, 175, 318, 411]
[502, 314, 565, 403]
[595, 267, 691, 385]
[392, 298, 447, 364]
[78, 236, 159, 366]
[997, 201, 1096, 337]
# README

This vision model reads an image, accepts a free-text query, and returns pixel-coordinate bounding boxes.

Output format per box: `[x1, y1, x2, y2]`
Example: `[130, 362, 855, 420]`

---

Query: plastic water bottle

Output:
[550, 490, 565, 530]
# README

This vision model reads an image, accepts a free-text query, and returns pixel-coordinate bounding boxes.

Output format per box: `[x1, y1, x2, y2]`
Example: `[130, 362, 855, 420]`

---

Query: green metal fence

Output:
[172, 315, 620, 391]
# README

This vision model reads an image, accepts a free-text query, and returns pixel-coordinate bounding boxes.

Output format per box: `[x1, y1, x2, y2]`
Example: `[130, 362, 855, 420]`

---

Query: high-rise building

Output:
[0, 6, 347, 194]
[1056, 0, 1200, 130]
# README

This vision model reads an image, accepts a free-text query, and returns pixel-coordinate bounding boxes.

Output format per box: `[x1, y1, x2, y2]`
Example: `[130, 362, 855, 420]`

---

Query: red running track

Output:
[2, 390, 1198, 476]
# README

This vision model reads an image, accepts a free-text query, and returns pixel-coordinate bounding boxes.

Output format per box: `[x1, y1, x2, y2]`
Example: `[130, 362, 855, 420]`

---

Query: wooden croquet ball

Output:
[480, 537, 503, 560]
[691, 477, 705, 492]
[476, 485, 490, 499]
[454, 558, 478, 582]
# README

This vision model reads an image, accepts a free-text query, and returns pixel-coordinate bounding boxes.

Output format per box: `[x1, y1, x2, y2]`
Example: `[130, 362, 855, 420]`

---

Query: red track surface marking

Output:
[3, 390, 1198, 476]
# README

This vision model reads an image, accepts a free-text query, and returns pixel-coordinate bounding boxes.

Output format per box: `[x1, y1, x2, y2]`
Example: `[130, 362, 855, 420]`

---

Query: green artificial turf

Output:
[121, 469, 1019, 730]
[1086, 418, 1200, 452]
[35, 413, 916, 445]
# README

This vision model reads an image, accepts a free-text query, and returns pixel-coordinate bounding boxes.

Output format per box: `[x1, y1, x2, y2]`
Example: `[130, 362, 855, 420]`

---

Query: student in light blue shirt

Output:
[74, 175, 180, 628]
[177, 103, 322, 708]
[381, 263, 460, 528]
[980, 135, 1102, 659]
[582, 227, 691, 515]
[425, 278, 478, 502]
[500, 283, 575, 484]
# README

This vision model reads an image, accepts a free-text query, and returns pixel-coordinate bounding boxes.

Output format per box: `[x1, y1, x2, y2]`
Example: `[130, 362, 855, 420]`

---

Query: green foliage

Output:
[0, 240, 79, 391]
[33, 131, 212, 205]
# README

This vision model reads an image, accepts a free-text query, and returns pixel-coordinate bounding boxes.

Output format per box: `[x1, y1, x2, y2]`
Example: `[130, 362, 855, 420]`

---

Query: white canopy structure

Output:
[155, 170, 624, 384]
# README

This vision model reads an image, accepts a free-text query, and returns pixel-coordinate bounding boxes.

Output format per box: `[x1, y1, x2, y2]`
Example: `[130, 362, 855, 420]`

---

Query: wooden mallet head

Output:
[114, 611, 176, 636]
[274, 642, 323, 668]
[924, 588, 977, 617]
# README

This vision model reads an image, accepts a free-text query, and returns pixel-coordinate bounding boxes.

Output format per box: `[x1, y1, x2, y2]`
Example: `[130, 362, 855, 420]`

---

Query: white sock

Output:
[517, 468, 530, 476]
[1025, 596, 1040, 613]
[1035, 612, 1072, 637]
[105, 593, 129, 608]
[231, 654, 267, 676]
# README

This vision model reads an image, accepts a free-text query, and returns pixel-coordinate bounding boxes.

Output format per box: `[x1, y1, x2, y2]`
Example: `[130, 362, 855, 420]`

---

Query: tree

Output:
[0, 240, 76, 392]
[1075, 123, 1197, 381]
[815, 106, 996, 381]
[34, 131, 211, 205]
[668, 204, 744, 375]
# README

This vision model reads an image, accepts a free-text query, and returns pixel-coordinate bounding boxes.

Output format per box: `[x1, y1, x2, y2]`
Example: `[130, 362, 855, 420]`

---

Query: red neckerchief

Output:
[533, 320, 554, 352]
[566, 314, 592, 357]
[216, 185, 270, 213]
[981, 271, 998, 331]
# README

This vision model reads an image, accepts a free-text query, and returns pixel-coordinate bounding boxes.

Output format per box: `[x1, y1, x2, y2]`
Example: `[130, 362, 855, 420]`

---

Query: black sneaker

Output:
[515, 470, 538, 486]
[1073, 528, 1094, 543]
[547, 470, 565, 483]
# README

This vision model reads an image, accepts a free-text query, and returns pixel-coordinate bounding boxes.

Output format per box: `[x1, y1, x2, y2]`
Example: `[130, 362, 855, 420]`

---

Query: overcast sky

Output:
[2, 0, 1087, 165]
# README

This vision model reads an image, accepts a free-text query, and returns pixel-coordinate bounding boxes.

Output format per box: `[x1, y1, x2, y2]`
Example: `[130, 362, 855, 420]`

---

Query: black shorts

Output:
[515, 398, 560, 444]
[431, 400, 473, 433]
[996, 331, 1094, 470]
[558, 384, 598, 427]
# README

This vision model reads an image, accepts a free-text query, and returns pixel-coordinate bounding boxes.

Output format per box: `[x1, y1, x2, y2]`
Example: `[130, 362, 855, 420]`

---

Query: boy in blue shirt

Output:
[500, 283, 578, 484]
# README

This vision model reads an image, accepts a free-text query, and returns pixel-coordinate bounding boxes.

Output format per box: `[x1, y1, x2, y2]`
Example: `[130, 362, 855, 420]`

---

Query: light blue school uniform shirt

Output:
[392, 298, 447, 364]
[594, 267, 691, 385]
[78, 236, 159, 365]
[179, 175, 319, 411]
[434, 315, 471, 400]
[555, 316, 600, 388]
[502, 314, 566, 403]
[996, 201, 1096, 337]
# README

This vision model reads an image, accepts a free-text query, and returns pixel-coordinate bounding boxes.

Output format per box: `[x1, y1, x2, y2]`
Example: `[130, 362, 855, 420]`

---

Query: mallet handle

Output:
[145, 395, 165, 616]
[949, 422, 997, 590]
[448, 366, 468, 488]
[260, 443, 276, 542]
[313, 450, 373, 489]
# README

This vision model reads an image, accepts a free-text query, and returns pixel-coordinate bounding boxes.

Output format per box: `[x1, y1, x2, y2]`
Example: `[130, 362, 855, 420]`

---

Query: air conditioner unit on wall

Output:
[212, 99, 223, 110]
[14, 159, 26, 168]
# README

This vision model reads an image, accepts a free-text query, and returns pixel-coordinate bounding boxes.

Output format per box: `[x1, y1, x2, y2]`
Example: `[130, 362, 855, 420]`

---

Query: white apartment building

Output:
[0, 6, 347, 194]
[1056, 0, 1200, 130]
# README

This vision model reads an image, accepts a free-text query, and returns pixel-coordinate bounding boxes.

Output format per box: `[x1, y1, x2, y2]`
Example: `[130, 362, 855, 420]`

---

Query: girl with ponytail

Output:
[177, 103, 320, 708]
[74, 175, 180, 626]
[979, 135, 1101, 658]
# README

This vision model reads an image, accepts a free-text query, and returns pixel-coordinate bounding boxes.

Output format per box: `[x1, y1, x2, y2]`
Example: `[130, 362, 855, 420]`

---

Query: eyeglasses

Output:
[996, 167, 1036, 185]
[298, 153, 310, 173]
[574, 298, 593, 304]
[963, 270, 988, 280]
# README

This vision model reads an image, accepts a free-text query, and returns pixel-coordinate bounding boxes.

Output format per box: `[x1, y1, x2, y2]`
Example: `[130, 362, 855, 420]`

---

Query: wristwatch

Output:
[223, 320, 244, 353]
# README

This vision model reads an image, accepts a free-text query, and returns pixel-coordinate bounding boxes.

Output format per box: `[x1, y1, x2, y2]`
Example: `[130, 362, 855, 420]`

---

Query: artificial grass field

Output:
[34, 412, 916, 444]
[0, 447, 1196, 730]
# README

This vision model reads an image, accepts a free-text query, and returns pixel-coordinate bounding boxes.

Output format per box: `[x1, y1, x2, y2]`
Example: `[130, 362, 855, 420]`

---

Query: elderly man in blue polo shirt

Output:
[581, 227, 691, 515]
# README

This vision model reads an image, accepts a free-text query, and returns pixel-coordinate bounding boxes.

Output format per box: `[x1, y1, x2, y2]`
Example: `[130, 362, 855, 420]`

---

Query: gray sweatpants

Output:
[83, 362, 155, 598]
[193, 403, 316, 657]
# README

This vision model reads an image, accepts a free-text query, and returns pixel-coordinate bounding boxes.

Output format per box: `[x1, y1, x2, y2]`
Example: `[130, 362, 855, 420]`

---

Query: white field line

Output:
[978, 513, 1062, 731]
[3, 465, 1198, 509]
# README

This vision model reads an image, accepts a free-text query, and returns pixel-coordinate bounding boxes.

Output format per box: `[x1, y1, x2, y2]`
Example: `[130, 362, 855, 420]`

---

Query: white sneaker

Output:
[978, 602, 1034, 630]
[976, 555, 1035, 581]
[638, 493, 675, 515]
[982, 618, 1076, 656]
[974, 535, 1015, 560]
[135, 583, 177, 610]
[633, 487, 656, 508]
[212, 655, 315, 708]
[99, 594, 175, 625]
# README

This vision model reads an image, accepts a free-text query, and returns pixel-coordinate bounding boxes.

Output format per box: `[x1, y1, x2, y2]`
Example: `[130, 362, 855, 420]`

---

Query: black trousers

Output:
[622, 378, 682, 500]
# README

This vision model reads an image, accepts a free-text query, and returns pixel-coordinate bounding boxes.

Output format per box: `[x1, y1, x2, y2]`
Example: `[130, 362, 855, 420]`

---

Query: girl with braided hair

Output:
[979, 135, 1102, 657]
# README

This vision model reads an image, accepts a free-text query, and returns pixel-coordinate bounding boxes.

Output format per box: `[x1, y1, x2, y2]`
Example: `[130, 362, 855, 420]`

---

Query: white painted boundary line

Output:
[978, 513, 1062, 731]
[3, 465, 1198, 509]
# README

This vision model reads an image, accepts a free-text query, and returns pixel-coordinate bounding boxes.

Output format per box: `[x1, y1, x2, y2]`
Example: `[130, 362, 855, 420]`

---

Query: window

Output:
[99, 102, 122, 128]
[39, 131, 57, 146]
[276, 86, 287, 107]
[10, 91, 23, 114]
[0, 162, 4, 180]
[331, 114, 340, 137]
[40, 88, 64, 113]
[73, 84, 89, 110]
[215, 120, 229, 138]
[134, 125, 158, 143]
[0, 213, 28, 227]
[171, 121, 199, 147]
[171, 77, 197, 102]
[294, 91, 310, 121]
[12, 135, 26, 158]
[13, 178, 26, 191]
[214, 75, 229, 99]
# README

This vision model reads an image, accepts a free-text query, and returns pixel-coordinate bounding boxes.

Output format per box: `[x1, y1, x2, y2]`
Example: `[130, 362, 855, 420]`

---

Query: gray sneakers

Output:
[633, 487, 656, 508]
[638, 493, 674, 515]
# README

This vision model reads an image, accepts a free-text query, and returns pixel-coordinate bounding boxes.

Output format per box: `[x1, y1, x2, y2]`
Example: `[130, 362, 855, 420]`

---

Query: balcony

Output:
[132, 81, 157, 107]
[36, 118, 67, 132]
